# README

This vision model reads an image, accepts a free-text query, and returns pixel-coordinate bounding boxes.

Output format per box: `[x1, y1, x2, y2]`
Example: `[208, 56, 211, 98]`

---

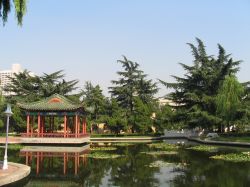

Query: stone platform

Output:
[20, 136, 90, 145]
[0, 162, 30, 186]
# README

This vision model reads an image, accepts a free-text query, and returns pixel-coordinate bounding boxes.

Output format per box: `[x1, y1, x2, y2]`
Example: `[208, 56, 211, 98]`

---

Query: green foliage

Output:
[131, 97, 154, 134]
[0, 0, 26, 26]
[216, 75, 244, 126]
[81, 81, 106, 121]
[3, 70, 79, 132]
[160, 38, 241, 130]
[0, 93, 6, 132]
[153, 104, 176, 132]
[187, 145, 217, 152]
[147, 142, 180, 151]
[210, 152, 250, 162]
[13, 0, 26, 26]
[0, 119, 4, 130]
[104, 98, 127, 134]
[88, 151, 123, 159]
[141, 151, 178, 155]
[109, 56, 158, 133]
[4, 70, 79, 102]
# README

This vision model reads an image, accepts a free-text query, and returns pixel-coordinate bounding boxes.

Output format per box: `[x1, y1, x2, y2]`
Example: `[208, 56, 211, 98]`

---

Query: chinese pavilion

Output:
[18, 94, 89, 144]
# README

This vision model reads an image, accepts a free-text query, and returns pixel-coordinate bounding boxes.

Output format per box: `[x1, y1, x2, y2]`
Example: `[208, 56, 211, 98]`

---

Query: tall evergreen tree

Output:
[109, 56, 158, 133]
[160, 38, 241, 130]
[81, 81, 106, 122]
[105, 98, 127, 134]
[4, 70, 78, 102]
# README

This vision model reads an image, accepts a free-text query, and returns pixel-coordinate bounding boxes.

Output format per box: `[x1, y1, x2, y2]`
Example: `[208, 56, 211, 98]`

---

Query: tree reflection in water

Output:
[1, 143, 249, 186]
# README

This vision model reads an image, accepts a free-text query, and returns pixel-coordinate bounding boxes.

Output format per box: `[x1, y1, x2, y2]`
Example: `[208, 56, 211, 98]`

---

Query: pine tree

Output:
[160, 38, 241, 130]
[109, 56, 158, 133]
[4, 70, 78, 102]
[81, 81, 106, 122]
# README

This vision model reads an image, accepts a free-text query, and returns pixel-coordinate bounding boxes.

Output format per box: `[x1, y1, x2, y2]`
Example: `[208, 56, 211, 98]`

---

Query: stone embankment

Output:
[0, 162, 30, 186]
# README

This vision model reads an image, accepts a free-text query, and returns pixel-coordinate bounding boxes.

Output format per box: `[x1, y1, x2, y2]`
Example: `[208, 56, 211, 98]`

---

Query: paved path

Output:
[188, 137, 250, 147]
[0, 162, 30, 186]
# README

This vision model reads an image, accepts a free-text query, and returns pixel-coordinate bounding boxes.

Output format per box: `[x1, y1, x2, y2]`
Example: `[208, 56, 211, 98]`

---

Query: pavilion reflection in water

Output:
[20, 145, 90, 177]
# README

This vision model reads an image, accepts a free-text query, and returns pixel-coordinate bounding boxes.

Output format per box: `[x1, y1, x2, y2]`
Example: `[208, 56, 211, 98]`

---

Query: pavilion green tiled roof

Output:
[18, 94, 83, 111]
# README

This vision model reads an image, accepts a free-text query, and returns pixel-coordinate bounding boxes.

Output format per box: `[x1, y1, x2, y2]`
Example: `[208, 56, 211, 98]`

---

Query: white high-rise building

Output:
[0, 64, 22, 96]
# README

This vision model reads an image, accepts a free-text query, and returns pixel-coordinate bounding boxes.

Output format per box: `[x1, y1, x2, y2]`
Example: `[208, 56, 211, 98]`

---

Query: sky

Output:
[0, 0, 249, 96]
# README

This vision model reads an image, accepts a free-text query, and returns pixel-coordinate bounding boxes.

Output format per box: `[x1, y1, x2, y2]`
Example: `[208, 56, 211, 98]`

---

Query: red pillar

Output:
[26, 115, 30, 137]
[64, 115, 67, 138]
[84, 117, 87, 134]
[41, 116, 44, 137]
[36, 152, 40, 175]
[82, 117, 85, 134]
[25, 152, 28, 165]
[63, 153, 66, 175]
[38, 114, 41, 137]
[75, 115, 78, 138]
[74, 153, 78, 175]
[31, 116, 34, 137]
[77, 116, 80, 137]
[82, 117, 87, 134]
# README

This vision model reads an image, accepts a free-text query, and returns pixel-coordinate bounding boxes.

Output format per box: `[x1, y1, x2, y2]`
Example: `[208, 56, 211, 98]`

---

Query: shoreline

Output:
[0, 135, 250, 148]
[0, 162, 30, 186]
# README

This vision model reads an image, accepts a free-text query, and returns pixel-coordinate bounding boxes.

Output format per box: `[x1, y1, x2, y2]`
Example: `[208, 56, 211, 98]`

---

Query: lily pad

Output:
[148, 160, 186, 168]
[148, 143, 179, 151]
[187, 145, 217, 152]
[88, 151, 123, 159]
[210, 152, 250, 162]
[141, 151, 178, 155]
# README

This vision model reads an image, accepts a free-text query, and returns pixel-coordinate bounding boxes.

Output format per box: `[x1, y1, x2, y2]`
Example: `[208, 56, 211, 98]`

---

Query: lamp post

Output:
[2, 104, 13, 170]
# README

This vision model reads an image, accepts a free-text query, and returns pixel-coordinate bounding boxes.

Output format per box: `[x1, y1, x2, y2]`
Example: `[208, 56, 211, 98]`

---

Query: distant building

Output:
[0, 64, 22, 96]
[158, 97, 178, 107]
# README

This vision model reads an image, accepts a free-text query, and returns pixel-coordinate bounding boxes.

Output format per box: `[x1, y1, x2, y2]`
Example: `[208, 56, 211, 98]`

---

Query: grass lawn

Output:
[212, 136, 250, 143]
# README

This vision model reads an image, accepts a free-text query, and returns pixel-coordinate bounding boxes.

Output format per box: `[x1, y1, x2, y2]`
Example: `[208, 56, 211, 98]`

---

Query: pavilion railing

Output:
[20, 133, 89, 138]
[20, 151, 90, 157]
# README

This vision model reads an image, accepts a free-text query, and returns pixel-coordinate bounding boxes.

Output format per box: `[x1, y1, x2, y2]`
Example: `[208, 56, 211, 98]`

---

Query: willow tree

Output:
[160, 38, 241, 130]
[0, 0, 27, 26]
[216, 75, 244, 131]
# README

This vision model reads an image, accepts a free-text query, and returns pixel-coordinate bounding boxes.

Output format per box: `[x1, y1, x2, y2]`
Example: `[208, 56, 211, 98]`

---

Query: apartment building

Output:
[0, 64, 22, 96]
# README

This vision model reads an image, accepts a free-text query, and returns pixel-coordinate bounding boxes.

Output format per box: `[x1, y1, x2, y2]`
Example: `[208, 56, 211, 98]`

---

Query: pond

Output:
[1, 141, 250, 187]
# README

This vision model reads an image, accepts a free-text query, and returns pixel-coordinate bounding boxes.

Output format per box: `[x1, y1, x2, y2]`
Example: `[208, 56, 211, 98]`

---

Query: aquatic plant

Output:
[140, 151, 178, 155]
[88, 151, 123, 159]
[148, 160, 187, 168]
[210, 152, 250, 162]
[186, 145, 217, 152]
[148, 143, 180, 151]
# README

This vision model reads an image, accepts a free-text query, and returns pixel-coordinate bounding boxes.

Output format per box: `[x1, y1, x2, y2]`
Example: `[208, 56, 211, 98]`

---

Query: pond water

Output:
[1, 141, 250, 187]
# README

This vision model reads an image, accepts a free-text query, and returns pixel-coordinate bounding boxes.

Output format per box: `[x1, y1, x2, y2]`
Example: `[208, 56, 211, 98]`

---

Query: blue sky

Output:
[0, 0, 249, 96]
